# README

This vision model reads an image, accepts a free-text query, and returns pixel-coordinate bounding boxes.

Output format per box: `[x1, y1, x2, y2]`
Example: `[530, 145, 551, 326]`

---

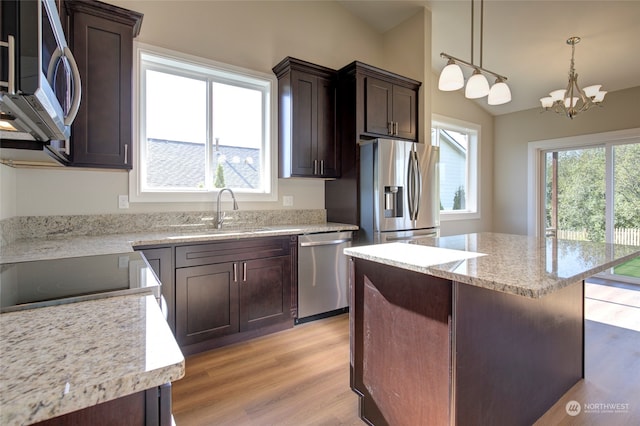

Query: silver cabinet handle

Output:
[124, 144, 128, 165]
[243, 262, 247, 282]
[388, 122, 393, 135]
[320, 160, 325, 175]
[313, 159, 318, 175]
[233, 263, 238, 282]
[393, 122, 398, 136]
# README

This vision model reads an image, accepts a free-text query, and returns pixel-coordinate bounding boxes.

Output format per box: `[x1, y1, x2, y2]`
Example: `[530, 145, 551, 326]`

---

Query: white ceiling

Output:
[338, 0, 640, 116]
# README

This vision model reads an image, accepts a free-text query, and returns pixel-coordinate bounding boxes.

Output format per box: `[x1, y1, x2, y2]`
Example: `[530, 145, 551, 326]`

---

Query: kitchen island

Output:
[0, 294, 184, 425]
[344, 232, 640, 425]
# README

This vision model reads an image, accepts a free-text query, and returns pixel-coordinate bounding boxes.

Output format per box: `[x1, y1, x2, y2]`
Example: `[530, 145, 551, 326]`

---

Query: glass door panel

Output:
[612, 143, 640, 283]
[544, 147, 606, 242]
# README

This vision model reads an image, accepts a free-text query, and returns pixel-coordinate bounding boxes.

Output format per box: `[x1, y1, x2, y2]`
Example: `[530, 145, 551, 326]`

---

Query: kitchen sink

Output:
[167, 227, 271, 239]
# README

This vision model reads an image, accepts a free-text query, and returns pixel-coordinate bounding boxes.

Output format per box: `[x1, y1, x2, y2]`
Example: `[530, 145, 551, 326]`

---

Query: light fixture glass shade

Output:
[540, 97, 554, 108]
[564, 97, 579, 108]
[549, 89, 566, 102]
[488, 81, 511, 105]
[593, 91, 607, 103]
[438, 62, 464, 91]
[583, 85, 602, 98]
[465, 70, 490, 99]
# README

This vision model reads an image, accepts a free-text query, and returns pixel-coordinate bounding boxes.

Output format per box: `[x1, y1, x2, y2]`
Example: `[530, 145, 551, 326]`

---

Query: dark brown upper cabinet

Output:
[365, 76, 418, 141]
[64, 0, 143, 169]
[273, 57, 339, 178]
[324, 62, 422, 226]
[341, 61, 421, 142]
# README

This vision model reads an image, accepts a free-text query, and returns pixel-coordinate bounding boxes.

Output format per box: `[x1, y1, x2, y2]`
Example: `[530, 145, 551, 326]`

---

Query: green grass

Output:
[614, 256, 640, 278]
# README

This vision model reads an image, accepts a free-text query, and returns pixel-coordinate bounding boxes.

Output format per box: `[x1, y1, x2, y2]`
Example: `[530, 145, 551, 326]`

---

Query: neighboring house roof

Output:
[439, 130, 466, 155]
[146, 139, 260, 189]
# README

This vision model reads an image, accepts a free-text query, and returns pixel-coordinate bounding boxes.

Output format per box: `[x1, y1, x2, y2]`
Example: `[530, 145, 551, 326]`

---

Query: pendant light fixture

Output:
[438, 0, 511, 105]
[540, 37, 607, 119]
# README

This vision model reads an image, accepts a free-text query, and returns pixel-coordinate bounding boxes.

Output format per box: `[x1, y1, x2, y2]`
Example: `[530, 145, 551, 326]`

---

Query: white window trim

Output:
[129, 42, 278, 203]
[432, 114, 481, 221]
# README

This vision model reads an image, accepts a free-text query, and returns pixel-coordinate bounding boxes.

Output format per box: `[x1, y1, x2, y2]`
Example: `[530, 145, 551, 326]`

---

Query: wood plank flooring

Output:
[173, 279, 640, 426]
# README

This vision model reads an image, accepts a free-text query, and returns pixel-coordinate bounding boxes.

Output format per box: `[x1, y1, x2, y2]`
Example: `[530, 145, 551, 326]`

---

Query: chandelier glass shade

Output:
[437, 0, 511, 105]
[540, 37, 607, 119]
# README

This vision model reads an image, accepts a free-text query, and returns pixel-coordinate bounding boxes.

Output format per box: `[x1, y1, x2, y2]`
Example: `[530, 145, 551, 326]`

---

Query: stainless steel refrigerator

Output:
[359, 139, 439, 244]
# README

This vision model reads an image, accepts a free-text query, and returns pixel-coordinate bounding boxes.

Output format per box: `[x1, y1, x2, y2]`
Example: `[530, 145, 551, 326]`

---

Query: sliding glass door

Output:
[544, 142, 639, 284]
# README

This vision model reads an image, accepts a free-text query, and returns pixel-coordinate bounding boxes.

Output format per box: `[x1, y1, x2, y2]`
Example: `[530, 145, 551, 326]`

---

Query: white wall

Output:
[0, 164, 17, 220]
[1, 1, 433, 218]
[493, 86, 640, 235]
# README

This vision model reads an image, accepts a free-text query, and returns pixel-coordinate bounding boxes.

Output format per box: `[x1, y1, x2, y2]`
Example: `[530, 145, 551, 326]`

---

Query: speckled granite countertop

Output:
[0, 223, 358, 264]
[0, 294, 185, 425]
[344, 232, 640, 298]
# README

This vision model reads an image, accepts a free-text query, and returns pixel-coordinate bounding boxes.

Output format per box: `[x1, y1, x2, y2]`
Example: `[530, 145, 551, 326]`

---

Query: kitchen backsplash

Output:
[0, 209, 326, 246]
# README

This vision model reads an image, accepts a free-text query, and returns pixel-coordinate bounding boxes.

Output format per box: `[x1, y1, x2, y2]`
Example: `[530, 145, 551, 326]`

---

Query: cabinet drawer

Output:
[176, 236, 294, 268]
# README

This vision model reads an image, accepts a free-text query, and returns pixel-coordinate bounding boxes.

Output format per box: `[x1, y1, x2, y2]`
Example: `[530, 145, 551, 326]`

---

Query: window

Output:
[130, 43, 276, 202]
[431, 115, 479, 219]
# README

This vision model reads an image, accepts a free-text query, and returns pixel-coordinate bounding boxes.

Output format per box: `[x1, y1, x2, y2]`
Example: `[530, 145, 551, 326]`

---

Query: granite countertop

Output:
[0, 222, 358, 264]
[0, 294, 185, 425]
[344, 232, 640, 298]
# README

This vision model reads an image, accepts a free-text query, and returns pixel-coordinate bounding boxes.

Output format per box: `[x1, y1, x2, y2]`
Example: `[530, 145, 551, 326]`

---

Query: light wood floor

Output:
[173, 279, 640, 426]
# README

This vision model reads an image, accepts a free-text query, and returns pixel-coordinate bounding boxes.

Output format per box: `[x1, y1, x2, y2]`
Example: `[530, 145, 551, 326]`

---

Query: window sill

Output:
[440, 211, 481, 221]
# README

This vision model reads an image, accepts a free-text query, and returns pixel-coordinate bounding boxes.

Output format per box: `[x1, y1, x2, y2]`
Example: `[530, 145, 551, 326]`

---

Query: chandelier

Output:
[540, 36, 607, 119]
[438, 0, 511, 106]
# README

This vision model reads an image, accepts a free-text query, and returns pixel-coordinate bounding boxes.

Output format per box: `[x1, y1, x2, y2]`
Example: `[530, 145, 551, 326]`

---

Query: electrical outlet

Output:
[118, 195, 129, 209]
[283, 195, 294, 207]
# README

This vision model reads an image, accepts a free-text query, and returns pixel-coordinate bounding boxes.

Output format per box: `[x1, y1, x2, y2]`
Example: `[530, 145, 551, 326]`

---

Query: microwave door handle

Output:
[45, 46, 82, 127]
[62, 46, 82, 126]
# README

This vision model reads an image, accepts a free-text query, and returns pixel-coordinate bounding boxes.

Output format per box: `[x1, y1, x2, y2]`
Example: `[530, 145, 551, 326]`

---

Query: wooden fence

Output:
[557, 228, 640, 246]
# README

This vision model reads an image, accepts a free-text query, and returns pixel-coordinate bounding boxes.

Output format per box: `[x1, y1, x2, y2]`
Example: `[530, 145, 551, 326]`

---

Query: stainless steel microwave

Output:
[0, 0, 81, 149]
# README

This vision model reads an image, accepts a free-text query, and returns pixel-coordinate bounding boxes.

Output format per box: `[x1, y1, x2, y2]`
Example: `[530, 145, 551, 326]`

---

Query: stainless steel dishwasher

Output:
[297, 231, 352, 323]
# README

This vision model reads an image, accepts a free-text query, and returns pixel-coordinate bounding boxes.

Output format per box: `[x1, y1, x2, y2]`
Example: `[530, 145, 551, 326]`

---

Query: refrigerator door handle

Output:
[407, 151, 416, 220]
[413, 150, 422, 220]
[407, 147, 421, 221]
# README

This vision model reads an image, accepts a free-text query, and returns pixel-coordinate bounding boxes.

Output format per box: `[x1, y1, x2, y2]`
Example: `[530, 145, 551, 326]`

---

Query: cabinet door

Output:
[392, 84, 417, 141]
[365, 77, 393, 137]
[290, 70, 316, 176]
[66, 2, 141, 169]
[175, 263, 239, 346]
[139, 247, 175, 333]
[317, 75, 338, 177]
[240, 255, 292, 332]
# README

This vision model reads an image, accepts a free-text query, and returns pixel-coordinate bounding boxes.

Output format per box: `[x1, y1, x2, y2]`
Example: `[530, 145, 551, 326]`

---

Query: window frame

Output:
[432, 114, 480, 221]
[129, 42, 278, 203]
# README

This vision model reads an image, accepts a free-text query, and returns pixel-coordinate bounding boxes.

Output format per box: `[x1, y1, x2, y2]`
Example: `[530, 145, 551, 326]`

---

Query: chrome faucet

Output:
[216, 188, 239, 229]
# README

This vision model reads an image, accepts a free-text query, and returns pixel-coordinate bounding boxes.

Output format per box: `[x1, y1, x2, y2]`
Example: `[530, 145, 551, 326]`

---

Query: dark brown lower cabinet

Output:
[33, 383, 172, 426]
[351, 258, 584, 426]
[138, 247, 175, 332]
[175, 236, 296, 355]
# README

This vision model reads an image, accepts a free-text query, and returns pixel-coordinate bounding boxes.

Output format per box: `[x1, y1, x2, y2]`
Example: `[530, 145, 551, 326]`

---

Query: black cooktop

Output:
[0, 252, 160, 313]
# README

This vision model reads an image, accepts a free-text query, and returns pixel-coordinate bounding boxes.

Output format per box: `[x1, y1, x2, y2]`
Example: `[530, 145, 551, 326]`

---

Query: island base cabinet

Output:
[33, 384, 172, 426]
[350, 259, 452, 426]
[453, 280, 584, 426]
[350, 258, 585, 425]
